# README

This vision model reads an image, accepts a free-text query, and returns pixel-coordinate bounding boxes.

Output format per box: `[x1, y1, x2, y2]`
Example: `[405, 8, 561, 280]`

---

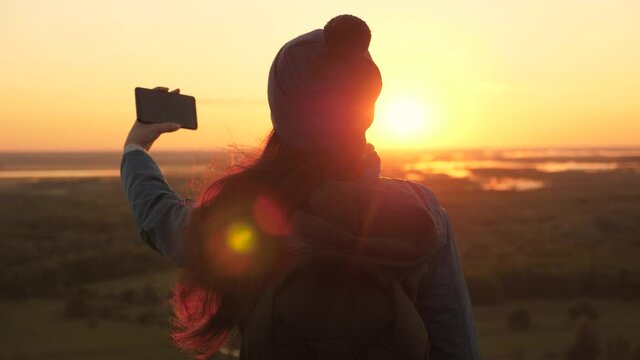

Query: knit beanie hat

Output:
[267, 15, 383, 152]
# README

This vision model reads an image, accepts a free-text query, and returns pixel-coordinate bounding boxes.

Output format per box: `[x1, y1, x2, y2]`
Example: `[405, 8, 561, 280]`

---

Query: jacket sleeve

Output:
[414, 188, 481, 360]
[119, 148, 195, 266]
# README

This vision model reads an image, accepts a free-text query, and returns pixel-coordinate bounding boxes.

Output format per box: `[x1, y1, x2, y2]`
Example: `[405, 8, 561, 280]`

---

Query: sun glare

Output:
[384, 99, 425, 134]
[371, 97, 433, 148]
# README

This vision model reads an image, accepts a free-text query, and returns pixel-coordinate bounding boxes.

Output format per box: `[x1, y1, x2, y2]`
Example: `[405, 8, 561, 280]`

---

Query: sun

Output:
[381, 99, 426, 135]
[370, 97, 433, 148]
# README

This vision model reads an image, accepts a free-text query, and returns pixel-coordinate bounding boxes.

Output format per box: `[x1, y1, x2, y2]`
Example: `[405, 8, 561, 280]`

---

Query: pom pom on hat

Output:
[324, 14, 372, 59]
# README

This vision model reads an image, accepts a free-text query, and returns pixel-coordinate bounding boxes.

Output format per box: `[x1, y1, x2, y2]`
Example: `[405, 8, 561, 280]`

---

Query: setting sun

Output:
[370, 97, 435, 148]
[1, 1, 638, 151]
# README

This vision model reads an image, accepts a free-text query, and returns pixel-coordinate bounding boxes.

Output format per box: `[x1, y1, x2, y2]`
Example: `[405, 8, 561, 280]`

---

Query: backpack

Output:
[239, 178, 436, 360]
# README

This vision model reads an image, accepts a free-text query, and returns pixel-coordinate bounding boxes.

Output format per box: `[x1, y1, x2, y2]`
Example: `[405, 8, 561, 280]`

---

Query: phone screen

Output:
[135, 87, 198, 130]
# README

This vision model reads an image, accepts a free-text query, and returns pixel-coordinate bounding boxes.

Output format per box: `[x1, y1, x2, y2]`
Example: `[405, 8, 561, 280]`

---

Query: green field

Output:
[3, 273, 639, 360]
[1, 151, 640, 359]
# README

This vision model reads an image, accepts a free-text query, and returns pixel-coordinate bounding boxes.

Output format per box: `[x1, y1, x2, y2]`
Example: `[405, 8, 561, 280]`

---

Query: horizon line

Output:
[2, 144, 640, 154]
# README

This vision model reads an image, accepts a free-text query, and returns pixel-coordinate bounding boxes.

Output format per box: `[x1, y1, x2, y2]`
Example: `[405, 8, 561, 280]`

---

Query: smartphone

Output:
[135, 87, 197, 130]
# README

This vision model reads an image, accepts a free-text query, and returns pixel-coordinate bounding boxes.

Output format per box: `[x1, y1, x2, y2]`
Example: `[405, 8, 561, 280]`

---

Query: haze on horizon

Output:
[1, 0, 639, 152]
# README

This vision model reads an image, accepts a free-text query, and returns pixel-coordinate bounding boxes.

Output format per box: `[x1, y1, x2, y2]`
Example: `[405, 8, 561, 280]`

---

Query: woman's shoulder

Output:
[375, 176, 444, 214]
[313, 175, 446, 227]
[372, 177, 449, 248]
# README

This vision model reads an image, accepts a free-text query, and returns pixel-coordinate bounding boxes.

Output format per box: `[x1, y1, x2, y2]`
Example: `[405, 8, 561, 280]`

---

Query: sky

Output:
[1, 0, 639, 152]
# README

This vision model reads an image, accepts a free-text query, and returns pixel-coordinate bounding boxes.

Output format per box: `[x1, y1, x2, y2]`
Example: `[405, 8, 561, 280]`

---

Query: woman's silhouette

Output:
[122, 14, 480, 360]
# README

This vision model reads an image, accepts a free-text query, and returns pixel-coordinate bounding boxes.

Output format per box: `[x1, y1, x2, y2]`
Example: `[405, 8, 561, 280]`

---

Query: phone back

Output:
[135, 87, 197, 130]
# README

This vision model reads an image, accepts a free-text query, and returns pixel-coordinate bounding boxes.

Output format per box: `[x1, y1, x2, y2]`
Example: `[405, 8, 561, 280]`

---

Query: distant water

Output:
[0, 150, 229, 179]
[1, 148, 638, 191]
[0, 166, 210, 180]
[400, 148, 640, 191]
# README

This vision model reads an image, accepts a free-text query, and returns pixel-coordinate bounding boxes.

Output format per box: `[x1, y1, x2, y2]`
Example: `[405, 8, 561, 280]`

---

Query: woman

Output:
[121, 15, 480, 360]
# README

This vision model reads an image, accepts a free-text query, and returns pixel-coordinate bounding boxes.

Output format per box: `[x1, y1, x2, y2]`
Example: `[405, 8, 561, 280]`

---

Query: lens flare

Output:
[226, 221, 256, 254]
[253, 195, 291, 236]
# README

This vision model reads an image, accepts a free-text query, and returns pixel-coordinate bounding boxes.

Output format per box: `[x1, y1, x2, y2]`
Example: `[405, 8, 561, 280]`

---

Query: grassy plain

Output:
[1, 149, 639, 359]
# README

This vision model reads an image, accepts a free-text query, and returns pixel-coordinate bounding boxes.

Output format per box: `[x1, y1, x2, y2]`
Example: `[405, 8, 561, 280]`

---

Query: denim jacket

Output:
[120, 148, 481, 360]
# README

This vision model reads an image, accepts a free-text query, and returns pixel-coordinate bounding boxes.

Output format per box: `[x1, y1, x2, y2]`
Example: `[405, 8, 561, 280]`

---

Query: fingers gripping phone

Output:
[135, 87, 198, 130]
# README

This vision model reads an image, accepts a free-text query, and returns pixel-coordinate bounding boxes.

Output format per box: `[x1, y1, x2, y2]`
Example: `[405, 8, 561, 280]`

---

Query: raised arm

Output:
[120, 144, 194, 266]
[120, 86, 192, 265]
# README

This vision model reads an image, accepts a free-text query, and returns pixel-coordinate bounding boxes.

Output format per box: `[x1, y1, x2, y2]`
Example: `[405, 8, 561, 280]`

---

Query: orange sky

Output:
[1, 0, 639, 152]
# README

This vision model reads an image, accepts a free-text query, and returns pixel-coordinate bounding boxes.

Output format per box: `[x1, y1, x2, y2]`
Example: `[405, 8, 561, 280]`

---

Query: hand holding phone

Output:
[124, 86, 191, 152]
[135, 86, 198, 130]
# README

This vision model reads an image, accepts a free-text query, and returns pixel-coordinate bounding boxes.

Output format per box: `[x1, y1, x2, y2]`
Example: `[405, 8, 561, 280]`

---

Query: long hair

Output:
[169, 128, 368, 359]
